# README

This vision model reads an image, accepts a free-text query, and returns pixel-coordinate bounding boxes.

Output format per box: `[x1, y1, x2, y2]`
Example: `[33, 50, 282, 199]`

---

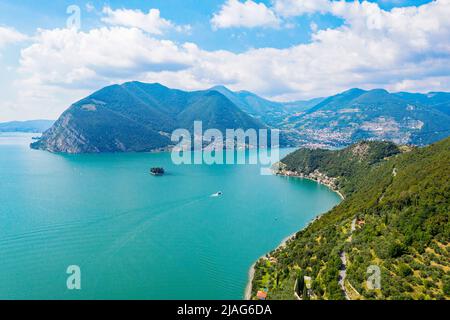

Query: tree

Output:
[398, 264, 413, 277]
[443, 279, 450, 296]
[296, 270, 305, 297]
[388, 242, 406, 258]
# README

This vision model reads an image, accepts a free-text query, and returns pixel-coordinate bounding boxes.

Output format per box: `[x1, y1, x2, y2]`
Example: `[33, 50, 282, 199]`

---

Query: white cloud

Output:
[18, 27, 196, 88]
[273, 0, 331, 17]
[101, 7, 191, 35]
[211, 0, 280, 29]
[3, 0, 450, 121]
[9, 27, 196, 120]
[0, 26, 27, 48]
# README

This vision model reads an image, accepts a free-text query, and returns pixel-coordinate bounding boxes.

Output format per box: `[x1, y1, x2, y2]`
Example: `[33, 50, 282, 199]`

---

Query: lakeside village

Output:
[273, 162, 343, 199]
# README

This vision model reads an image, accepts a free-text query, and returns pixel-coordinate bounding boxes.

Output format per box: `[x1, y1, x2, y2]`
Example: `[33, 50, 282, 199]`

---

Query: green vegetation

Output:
[31, 83, 450, 153]
[31, 82, 266, 153]
[281, 140, 402, 196]
[251, 138, 450, 300]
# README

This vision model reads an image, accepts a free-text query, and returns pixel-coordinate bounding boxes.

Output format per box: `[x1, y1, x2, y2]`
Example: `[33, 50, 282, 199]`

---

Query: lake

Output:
[0, 133, 341, 299]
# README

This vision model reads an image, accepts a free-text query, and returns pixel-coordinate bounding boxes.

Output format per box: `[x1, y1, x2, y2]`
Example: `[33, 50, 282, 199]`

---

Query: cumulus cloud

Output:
[273, 0, 331, 17]
[7, 0, 450, 120]
[18, 27, 195, 89]
[211, 0, 280, 29]
[0, 26, 27, 48]
[10, 27, 196, 119]
[102, 7, 191, 34]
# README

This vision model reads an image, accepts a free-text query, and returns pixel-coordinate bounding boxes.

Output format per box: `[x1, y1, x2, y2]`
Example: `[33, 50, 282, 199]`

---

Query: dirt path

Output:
[339, 251, 350, 300]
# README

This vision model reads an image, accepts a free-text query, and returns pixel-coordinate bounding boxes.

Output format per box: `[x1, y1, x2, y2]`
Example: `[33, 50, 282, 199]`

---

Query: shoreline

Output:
[244, 262, 256, 300]
[275, 167, 345, 200]
[282, 173, 345, 200]
[244, 169, 345, 300]
[244, 232, 297, 300]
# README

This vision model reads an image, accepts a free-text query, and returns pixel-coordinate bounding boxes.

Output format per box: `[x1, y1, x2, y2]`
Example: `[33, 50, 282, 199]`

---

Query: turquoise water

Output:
[0, 133, 341, 300]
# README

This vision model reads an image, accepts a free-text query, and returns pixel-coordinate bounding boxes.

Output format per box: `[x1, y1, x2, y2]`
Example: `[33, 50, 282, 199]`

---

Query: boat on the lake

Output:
[211, 191, 223, 197]
[150, 167, 165, 176]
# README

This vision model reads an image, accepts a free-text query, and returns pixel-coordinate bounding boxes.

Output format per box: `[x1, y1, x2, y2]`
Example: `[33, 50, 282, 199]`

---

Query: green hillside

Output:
[280, 141, 402, 196]
[251, 138, 450, 300]
[31, 82, 266, 153]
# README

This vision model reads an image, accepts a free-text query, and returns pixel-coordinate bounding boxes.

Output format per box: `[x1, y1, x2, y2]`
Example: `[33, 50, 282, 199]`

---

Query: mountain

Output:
[31, 82, 266, 153]
[285, 88, 450, 148]
[0, 120, 54, 133]
[31, 83, 450, 153]
[395, 92, 450, 116]
[210, 85, 323, 127]
[251, 138, 450, 300]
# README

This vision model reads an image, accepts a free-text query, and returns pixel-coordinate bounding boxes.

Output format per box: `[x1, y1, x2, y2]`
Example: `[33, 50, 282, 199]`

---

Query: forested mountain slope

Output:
[31, 82, 265, 153]
[251, 138, 450, 300]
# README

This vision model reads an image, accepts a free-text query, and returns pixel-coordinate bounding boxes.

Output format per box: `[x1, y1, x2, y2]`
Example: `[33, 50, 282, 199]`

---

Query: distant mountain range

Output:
[210, 85, 323, 127]
[31, 82, 450, 153]
[286, 88, 450, 148]
[0, 120, 54, 133]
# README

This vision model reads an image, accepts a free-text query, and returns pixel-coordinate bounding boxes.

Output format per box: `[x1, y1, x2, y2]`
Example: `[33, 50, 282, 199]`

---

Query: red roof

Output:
[257, 291, 268, 300]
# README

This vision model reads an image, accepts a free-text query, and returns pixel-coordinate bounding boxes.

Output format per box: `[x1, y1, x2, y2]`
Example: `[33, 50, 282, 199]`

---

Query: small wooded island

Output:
[150, 167, 165, 176]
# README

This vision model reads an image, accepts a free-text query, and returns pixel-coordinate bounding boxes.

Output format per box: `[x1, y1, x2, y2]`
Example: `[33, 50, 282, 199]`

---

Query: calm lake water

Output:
[0, 133, 341, 299]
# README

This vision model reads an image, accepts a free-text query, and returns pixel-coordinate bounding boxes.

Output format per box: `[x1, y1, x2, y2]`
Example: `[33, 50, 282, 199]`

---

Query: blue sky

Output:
[0, 0, 448, 121]
[0, 0, 433, 51]
[0, 0, 339, 52]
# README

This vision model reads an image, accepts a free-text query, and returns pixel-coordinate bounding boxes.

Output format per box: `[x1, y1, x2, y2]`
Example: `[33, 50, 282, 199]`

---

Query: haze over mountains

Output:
[30, 82, 450, 153]
[210, 85, 323, 127]
[0, 120, 54, 133]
